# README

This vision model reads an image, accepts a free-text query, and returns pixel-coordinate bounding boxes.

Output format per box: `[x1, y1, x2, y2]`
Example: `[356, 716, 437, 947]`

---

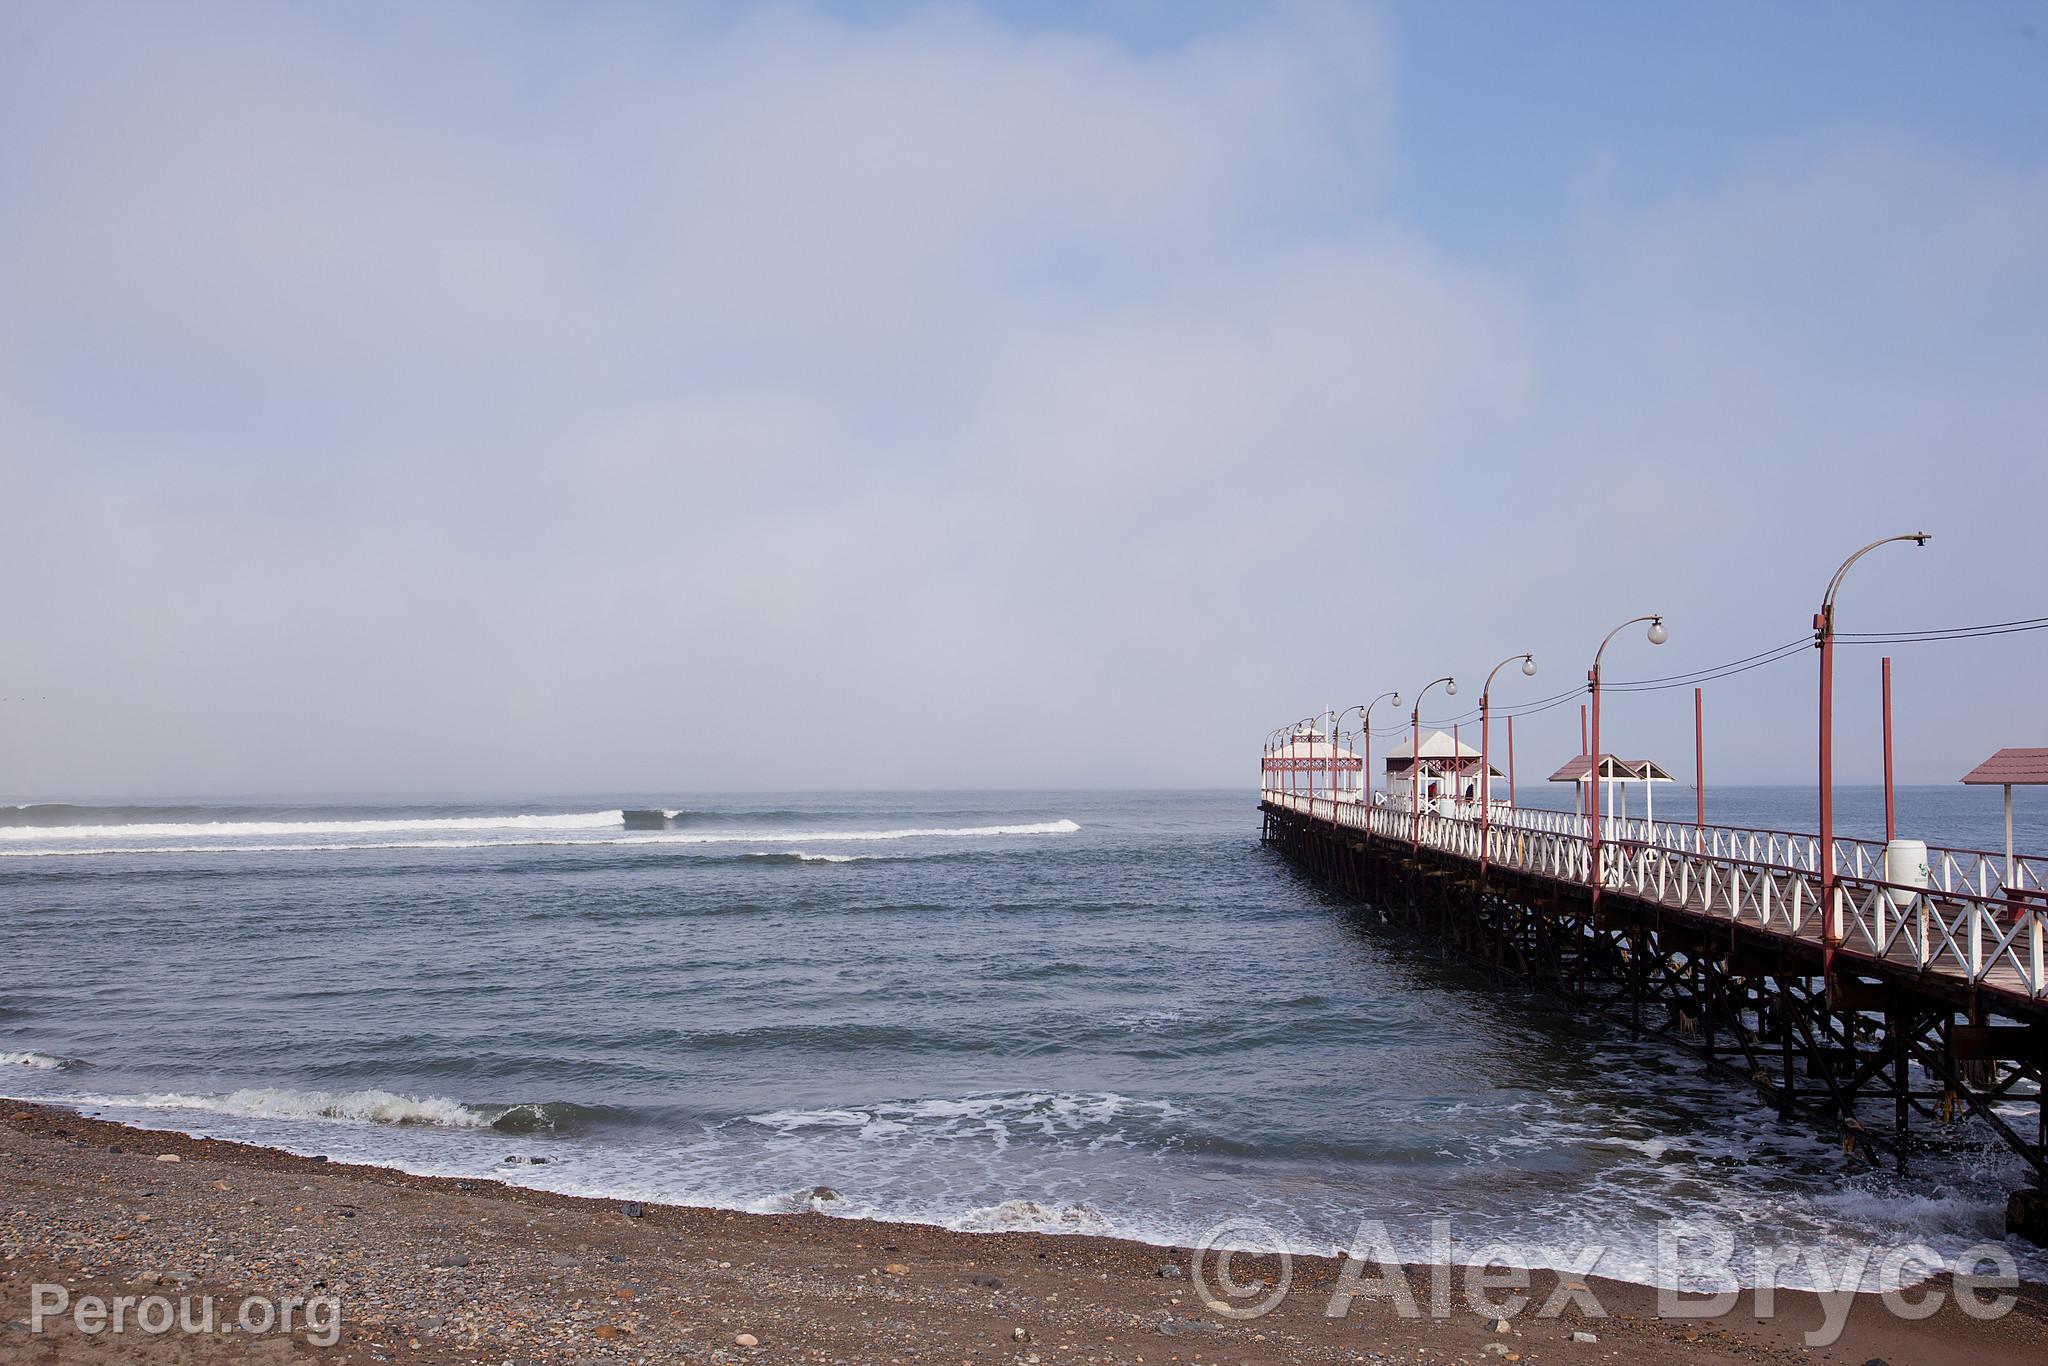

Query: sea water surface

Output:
[3, 787, 2044, 1289]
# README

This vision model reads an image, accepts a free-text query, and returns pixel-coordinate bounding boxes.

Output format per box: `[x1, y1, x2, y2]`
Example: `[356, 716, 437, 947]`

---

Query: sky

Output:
[2, 0, 2044, 797]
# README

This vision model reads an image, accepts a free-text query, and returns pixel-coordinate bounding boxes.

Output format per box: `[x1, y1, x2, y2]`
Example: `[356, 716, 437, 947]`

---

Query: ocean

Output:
[3, 786, 2044, 1289]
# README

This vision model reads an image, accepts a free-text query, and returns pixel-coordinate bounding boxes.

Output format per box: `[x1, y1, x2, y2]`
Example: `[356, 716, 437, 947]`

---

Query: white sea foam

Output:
[0, 811, 626, 842]
[17, 1080, 2042, 1292]
[0, 818, 1082, 858]
[952, 1199, 1118, 1236]
[743, 1091, 1174, 1148]
[0, 1051, 75, 1070]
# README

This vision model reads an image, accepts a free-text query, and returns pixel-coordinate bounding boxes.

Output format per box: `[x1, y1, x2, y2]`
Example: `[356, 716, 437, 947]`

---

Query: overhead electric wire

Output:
[1837, 614, 2048, 640]
[1278, 608, 2041, 737]
[1839, 620, 2048, 645]
[1602, 638, 1808, 687]
[1402, 683, 1584, 732]
[1604, 641, 1810, 693]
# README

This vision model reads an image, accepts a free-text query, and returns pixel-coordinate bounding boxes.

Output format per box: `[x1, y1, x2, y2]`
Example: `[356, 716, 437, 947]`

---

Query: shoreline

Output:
[5, 1101, 2047, 1362]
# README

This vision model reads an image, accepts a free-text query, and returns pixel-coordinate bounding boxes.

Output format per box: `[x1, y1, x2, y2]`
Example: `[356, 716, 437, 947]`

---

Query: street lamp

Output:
[1329, 692, 1402, 808]
[1290, 715, 1326, 799]
[1346, 691, 1402, 812]
[1410, 676, 1457, 853]
[1588, 616, 1667, 889]
[1479, 653, 1537, 878]
[1263, 726, 1291, 798]
[1303, 709, 1340, 802]
[1816, 532, 1930, 974]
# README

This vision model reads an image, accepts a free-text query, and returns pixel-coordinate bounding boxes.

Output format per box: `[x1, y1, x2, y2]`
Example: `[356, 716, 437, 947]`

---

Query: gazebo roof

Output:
[1960, 748, 2048, 786]
[1384, 729, 1477, 761]
[1383, 729, 1502, 778]
[1549, 754, 1678, 784]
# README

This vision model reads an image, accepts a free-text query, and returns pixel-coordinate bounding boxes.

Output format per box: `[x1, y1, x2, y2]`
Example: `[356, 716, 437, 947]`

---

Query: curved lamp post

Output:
[1261, 724, 1294, 802]
[1347, 690, 1402, 812]
[1479, 653, 1537, 877]
[1263, 726, 1292, 797]
[1328, 692, 1403, 808]
[1303, 710, 1340, 802]
[1409, 676, 1457, 854]
[1289, 715, 1327, 799]
[1323, 707, 1365, 805]
[1817, 532, 1930, 975]
[1588, 616, 1667, 889]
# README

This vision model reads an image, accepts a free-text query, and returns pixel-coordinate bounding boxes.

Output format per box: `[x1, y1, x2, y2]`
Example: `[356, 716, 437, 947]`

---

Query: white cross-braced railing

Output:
[1260, 786, 2047, 1000]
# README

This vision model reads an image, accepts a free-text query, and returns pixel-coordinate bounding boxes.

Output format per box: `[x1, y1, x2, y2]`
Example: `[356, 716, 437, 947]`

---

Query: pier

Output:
[1257, 531, 2048, 1243]
[1259, 772, 2048, 1239]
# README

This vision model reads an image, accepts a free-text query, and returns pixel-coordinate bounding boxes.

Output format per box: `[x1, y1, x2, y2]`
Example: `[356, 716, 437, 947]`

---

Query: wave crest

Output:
[73, 1087, 596, 1132]
[0, 811, 625, 843]
[0, 817, 1081, 859]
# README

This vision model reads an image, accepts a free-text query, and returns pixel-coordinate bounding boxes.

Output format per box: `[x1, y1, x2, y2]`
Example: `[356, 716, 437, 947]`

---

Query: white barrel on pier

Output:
[1883, 838, 1930, 908]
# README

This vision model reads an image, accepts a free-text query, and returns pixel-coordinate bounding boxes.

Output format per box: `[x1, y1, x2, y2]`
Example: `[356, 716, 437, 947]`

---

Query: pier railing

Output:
[1259, 788, 2048, 1001]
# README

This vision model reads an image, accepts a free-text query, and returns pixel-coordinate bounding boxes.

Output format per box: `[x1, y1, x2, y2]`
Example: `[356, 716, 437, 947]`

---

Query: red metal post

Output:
[1580, 704, 1591, 823]
[1590, 668, 1602, 883]
[1819, 605, 1836, 963]
[1694, 687, 1705, 828]
[1480, 701, 1490, 875]
[1412, 703, 1421, 854]
[1882, 656, 1895, 843]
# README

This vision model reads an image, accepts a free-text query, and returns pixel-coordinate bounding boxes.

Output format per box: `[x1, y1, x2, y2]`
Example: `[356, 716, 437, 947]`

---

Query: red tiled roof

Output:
[1549, 754, 1666, 783]
[1959, 748, 2048, 785]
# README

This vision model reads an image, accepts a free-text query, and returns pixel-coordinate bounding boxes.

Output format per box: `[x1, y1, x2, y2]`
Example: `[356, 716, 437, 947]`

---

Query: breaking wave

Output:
[61, 1087, 599, 1133]
[0, 811, 625, 842]
[0, 1050, 81, 1071]
[0, 817, 1081, 858]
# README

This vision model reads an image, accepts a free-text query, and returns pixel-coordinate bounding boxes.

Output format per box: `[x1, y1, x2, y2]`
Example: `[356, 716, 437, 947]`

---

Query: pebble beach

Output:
[5, 1102, 2046, 1363]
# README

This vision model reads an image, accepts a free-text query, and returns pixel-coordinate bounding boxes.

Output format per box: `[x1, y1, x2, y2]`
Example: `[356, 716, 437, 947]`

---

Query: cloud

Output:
[1, 4, 2040, 795]
[0, 1, 1513, 793]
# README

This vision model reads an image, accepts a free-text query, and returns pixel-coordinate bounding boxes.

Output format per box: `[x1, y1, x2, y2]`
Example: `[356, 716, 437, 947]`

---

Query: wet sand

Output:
[3, 1101, 2045, 1362]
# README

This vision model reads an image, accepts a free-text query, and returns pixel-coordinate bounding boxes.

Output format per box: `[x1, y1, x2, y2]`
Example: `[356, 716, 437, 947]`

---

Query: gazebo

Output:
[1550, 754, 1678, 827]
[1383, 730, 1501, 810]
[1265, 727, 1365, 800]
[1959, 747, 2048, 886]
